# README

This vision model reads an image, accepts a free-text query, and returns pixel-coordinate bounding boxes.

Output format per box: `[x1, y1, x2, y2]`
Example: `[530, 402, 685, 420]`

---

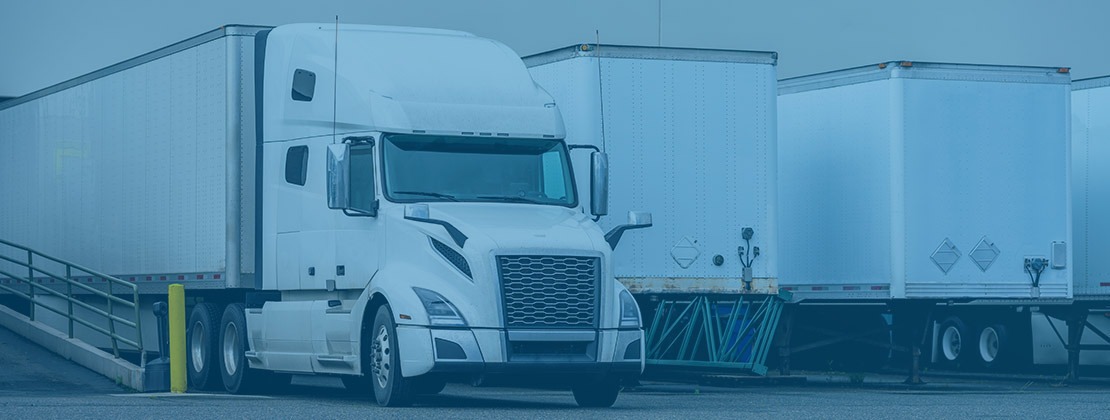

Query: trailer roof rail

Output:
[0, 24, 272, 112]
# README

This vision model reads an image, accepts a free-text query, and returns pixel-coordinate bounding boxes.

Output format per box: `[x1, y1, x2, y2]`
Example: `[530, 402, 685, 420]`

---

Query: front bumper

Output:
[395, 325, 645, 379]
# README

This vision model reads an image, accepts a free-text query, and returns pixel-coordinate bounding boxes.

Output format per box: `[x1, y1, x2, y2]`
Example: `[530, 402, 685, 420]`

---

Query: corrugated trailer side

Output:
[526, 46, 780, 288]
[0, 26, 267, 293]
[1072, 76, 1110, 298]
[779, 62, 1072, 301]
[777, 70, 897, 299]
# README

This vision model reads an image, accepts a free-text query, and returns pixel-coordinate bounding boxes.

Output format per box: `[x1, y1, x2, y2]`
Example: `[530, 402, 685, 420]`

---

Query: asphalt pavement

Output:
[3, 325, 1110, 419]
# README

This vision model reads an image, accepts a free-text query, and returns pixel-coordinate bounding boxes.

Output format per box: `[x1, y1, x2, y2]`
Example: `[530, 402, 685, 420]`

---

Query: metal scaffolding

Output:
[642, 291, 787, 375]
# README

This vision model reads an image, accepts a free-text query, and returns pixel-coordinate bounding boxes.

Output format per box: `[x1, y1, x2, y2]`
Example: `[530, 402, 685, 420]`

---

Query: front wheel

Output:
[412, 377, 447, 395]
[572, 375, 621, 407]
[342, 375, 372, 394]
[370, 304, 415, 406]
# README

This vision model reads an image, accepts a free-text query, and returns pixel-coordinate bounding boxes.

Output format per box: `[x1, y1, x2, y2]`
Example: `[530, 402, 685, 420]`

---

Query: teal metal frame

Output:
[0, 238, 144, 364]
[643, 291, 788, 375]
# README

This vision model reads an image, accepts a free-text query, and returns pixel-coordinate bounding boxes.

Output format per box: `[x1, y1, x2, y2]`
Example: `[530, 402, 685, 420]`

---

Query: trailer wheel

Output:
[187, 302, 223, 390]
[572, 375, 621, 407]
[370, 304, 415, 406]
[219, 303, 269, 394]
[977, 324, 1009, 369]
[937, 317, 969, 365]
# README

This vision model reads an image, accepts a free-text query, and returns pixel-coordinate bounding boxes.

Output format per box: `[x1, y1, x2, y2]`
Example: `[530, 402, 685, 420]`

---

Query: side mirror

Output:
[404, 203, 430, 219]
[604, 211, 653, 250]
[590, 151, 609, 217]
[403, 203, 468, 248]
[327, 143, 351, 209]
[328, 142, 377, 217]
[627, 211, 652, 226]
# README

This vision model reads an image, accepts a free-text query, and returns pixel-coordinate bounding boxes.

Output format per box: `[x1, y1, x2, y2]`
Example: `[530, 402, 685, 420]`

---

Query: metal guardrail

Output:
[0, 238, 144, 365]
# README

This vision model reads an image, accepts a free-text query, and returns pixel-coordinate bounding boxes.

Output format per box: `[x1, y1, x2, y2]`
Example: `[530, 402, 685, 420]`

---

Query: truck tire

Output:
[937, 316, 970, 367]
[187, 302, 223, 390]
[219, 303, 269, 394]
[412, 377, 447, 395]
[572, 375, 621, 407]
[342, 375, 372, 394]
[977, 324, 1009, 369]
[370, 304, 415, 406]
[345, 371, 442, 397]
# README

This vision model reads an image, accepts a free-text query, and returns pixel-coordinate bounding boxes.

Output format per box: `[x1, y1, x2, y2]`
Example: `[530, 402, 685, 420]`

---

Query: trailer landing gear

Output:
[1065, 312, 1082, 383]
[1041, 305, 1110, 384]
[894, 303, 932, 385]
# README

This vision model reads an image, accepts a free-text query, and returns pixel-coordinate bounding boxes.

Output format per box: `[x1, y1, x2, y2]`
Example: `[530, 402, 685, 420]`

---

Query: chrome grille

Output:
[498, 255, 598, 328]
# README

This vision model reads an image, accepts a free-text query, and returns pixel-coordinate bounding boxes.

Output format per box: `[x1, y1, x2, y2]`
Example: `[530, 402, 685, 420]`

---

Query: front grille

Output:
[498, 255, 598, 328]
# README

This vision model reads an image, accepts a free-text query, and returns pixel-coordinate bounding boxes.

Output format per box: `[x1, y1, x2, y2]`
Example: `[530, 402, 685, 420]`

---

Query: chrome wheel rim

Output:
[942, 326, 962, 361]
[191, 321, 206, 372]
[223, 322, 239, 376]
[372, 325, 391, 388]
[979, 327, 999, 363]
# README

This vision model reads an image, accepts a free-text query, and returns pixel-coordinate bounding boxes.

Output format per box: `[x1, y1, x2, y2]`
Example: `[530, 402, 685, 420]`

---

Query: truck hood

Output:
[428, 203, 604, 251]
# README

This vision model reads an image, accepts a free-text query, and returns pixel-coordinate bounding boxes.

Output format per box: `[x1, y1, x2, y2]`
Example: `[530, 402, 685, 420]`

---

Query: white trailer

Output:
[777, 61, 1082, 374]
[1048, 76, 1110, 370]
[1071, 76, 1110, 300]
[0, 24, 650, 406]
[525, 45, 786, 374]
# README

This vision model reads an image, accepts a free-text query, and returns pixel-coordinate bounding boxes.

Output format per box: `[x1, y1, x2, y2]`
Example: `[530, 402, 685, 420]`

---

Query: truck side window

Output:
[285, 145, 309, 186]
[291, 69, 315, 101]
[349, 145, 376, 213]
[541, 149, 568, 200]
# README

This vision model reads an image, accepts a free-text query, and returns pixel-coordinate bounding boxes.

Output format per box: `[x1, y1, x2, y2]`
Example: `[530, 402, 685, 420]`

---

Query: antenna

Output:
[332, 15, 339, 143]
[595, 30, 607, 152]
[657, 0, 662, 46]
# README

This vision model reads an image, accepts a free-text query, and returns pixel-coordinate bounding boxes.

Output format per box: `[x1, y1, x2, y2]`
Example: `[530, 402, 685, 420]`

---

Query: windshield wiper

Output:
[475, 195, 544, 204]
[393, 191, 458, 201]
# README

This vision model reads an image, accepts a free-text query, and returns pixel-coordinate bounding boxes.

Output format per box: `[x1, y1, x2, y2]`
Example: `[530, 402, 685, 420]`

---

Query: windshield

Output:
[382, 134, 577, 207]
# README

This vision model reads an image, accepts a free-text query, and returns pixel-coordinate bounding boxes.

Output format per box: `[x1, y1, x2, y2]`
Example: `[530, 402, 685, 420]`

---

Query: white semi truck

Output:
[525, 45, 785, 375]
[0, 24, 649, 406]
[777, 61, 1109, 377]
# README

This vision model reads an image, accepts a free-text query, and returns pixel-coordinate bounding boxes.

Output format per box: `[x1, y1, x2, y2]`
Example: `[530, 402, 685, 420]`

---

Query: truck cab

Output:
[221, 23, 646, 407]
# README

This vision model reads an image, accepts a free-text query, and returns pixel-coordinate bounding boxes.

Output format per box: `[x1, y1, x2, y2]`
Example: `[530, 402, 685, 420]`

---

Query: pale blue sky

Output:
[1, 0, 1106, 97]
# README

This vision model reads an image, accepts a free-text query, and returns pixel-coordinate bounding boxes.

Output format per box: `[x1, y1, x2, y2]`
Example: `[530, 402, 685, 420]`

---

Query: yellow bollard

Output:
[168, 284, 186, 393]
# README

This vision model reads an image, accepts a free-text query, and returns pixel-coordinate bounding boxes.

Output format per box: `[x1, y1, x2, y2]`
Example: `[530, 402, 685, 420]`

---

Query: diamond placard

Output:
[670, 236, 701, 269]
[930, 238, 961, 274]
[969, 236, 1000, 272]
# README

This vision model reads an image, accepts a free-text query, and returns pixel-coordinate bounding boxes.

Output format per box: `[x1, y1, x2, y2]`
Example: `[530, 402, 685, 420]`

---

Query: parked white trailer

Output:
[1049, 76, 1110, 368]
[525, 45, 786, 374]
[777, 61, 1081, 374]
[0, 24, 649, 406]
[1071, 76, 1110, 300]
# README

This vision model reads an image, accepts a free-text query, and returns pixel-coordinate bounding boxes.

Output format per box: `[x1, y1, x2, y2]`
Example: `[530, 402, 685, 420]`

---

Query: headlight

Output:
[619, 289, 641, 328]
[413, 287, 467, 326]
